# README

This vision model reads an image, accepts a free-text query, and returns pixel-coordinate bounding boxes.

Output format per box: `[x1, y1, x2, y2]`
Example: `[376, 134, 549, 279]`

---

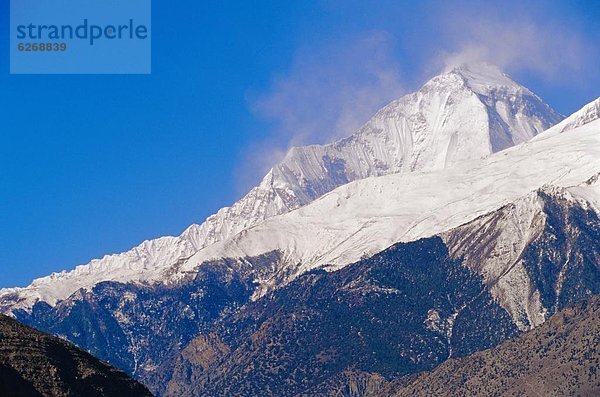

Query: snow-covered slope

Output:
[535, 97, 600, 138]
[181, 62, 563, 249]
[0, 63, 562, 313]
[179, 116, 600, 294]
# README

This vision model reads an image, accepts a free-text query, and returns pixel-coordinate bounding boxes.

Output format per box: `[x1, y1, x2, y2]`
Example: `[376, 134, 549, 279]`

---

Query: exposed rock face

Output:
[0, 315, 152, 397]
[379, 295, 600, 397]
[299, 369, 388, 397]
[442, 185, 600, 330]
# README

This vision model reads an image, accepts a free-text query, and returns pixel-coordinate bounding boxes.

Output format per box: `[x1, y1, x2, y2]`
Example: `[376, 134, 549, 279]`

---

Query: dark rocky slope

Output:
[0, 314, 151, 397]
[165, 187, 600, 396]
[166, 237, 519, 396]
[13, 260, 260, 394]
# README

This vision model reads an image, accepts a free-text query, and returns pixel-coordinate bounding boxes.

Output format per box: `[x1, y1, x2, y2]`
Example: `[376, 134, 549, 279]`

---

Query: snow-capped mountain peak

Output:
[446, 62, 529, 95]
[0, 65, 564, 313]
[178, 116, 600, 298]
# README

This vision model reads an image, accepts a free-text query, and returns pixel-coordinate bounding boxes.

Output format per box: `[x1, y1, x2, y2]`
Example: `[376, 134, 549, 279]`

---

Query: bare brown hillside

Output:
[379, 296, 600, 397]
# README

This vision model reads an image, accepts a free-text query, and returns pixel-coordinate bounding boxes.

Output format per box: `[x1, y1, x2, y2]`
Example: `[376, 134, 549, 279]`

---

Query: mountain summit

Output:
[446, 62, 525, 93]
[0, 64, 563, 313]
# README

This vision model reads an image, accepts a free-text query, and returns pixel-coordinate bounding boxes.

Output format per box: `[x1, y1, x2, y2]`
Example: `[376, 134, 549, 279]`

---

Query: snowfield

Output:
[180, 116, 600, 289]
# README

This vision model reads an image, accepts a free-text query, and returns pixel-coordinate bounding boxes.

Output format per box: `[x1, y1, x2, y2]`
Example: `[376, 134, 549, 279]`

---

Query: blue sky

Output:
[1, 0, 599, 288]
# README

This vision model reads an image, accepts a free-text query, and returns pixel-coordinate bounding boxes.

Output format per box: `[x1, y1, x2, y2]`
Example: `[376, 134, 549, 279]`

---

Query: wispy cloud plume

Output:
[435, 3, 593, 80]
[237, 32, 404, 191]
[251, 32, 404, 147]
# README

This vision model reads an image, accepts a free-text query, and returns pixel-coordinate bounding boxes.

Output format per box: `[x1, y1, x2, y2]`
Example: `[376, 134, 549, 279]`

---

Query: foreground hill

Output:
[379, 295, 600, 397]
[0, 315, 151, 397]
